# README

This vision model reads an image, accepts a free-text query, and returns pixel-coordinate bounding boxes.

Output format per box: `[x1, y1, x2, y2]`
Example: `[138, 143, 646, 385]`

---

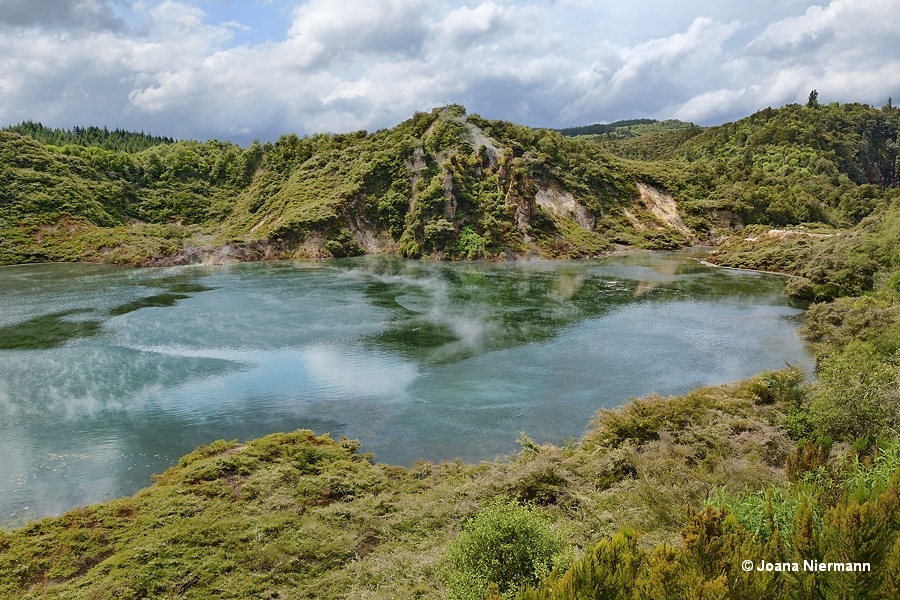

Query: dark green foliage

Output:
[515, 530, 646, 600]
[324, 228, 364, 258]
[6, 101, 900, 599]
[807, 89, 820, 109]
[556, 119, 693, 139]
[609, 102, 900, 230]
[807, 340, 900, 440]
[786, 433, 834, 483]
[584, 385, 763, 450]
[522, 444, 900, 599]
[0, 130, 263, 265]
[2, 121, 175, 152]
[0, 132, 130, 228]
[0, 368, 890, 599]
[802, 296, 900, 352]
[557, 118, 656, 137]
[4, 100, 900, 266]
[450, 225, 487, 258]
[711, 196, 900, 302]
[509, 469, 570, 506]
[744, 367, 806, 406]
[0, 432, 387, 598]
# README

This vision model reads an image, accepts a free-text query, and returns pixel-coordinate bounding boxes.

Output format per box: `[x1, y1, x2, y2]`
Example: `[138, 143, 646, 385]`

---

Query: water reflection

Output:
[0, 252, 813, 526]
[0, 310, 102, 350]
[353, 254, 799, 365]
[108, 293, 190, 316]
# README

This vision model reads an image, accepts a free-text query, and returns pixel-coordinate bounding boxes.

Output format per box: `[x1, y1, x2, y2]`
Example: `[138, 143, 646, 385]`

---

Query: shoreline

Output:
[0, 241, 698, 269]
[693, 257, 800, 278]
[0, 245, 810, 531]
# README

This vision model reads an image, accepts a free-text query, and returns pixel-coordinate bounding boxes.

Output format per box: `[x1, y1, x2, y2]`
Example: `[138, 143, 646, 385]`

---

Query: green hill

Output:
[609, 102, 900, 229]
[0, 105, 699, 266]
[2, 101, 899, 268]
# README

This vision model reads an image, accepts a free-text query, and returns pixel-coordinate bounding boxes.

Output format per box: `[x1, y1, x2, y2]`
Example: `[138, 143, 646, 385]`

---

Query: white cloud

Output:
[557, 17, 742, 123]
[608, 17, 741, 93]
[674, 87, 754, 123]
[436, 2, 507, 49]
[749, 0, 900, 59]
[0, 0, 897, 142]
[286, 0, 429, 69]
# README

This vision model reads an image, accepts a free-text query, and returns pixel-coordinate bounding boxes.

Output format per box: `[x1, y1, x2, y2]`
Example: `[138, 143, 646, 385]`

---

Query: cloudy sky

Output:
[1, 0, 898, 144]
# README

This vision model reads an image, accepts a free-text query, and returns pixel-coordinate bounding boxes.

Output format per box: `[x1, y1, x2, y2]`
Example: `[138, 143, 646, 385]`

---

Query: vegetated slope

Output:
[2, 366, 899, 598]
[0, 375, 821, 599]
[0, 131, 260, 264]
[607, 101, 900, 234]
[506, 103, 900, 599]
[3, 101, 899, 267]
[224, 105, 699, 263]
[664, 103, 900, 303]
[1, 105, 708, 266]
[510, 204, 900, 600]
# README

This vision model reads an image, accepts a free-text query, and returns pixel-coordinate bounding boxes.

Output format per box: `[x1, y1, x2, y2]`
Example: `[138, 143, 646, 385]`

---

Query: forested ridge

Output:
[555, 118, 693, 138]
[1, 101, 898, 267]
[2, 121, 176, 153]
[2, 100, 900, 598]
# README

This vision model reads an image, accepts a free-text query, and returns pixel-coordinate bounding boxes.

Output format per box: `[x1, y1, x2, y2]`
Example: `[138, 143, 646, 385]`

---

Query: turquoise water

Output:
[0, 252, 812, 526]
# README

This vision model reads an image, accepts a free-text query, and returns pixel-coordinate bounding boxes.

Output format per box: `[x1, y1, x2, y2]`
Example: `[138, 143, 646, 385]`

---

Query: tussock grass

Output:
[0, 374, 803, 599]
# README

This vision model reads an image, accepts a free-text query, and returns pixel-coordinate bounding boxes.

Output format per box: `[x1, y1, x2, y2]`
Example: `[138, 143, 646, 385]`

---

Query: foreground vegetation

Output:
[0, 371, 842, 598]
[2, 99, 900, 597]
[1, 356, 897, 598]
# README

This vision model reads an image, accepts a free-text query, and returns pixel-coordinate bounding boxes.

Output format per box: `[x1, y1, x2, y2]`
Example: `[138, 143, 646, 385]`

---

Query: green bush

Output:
[808, 340, 900, 440]
[445, 500, 568, 599]
[452, 226, 487, 258]
[741, 367, 806, 406]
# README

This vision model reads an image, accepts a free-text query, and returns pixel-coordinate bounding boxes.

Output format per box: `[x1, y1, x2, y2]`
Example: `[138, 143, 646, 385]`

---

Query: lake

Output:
[0, 251, 812, 527]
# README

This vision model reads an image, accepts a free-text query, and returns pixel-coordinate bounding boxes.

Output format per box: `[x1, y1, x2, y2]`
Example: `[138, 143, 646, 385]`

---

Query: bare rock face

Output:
[534, 187, 595, 230]
[635, 182, 691, 236]
[442, 170, 457, 220]
[341, 195, 399, 254]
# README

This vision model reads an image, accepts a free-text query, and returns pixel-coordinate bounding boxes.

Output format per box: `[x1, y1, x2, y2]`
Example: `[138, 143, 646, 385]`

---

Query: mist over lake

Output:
[0, 251, 812, 526]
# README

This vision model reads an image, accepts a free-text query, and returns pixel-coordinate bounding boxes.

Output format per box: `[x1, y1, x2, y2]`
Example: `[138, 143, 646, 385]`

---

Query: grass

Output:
[0, 374, 804, 599]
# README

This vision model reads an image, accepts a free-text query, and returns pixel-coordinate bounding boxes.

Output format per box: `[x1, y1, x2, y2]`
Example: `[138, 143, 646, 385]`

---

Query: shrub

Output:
[516, 530, 644, 600]
[786, 432, 834, 482]
[743, 367, 806, 406]
[423, 217, 456, 253]
[452, 226, 487, 258]
[808, 340, 900, 440]
[445, 500, 568, 599]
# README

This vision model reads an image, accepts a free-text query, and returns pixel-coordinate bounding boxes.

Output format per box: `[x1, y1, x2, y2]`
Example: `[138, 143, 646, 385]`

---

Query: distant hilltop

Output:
[555, 118, 696, 138]
[2, 121, 176, 153]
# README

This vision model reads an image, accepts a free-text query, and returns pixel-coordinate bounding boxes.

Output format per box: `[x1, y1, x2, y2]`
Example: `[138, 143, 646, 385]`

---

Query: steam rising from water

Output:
[0, 253, 812, 525]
